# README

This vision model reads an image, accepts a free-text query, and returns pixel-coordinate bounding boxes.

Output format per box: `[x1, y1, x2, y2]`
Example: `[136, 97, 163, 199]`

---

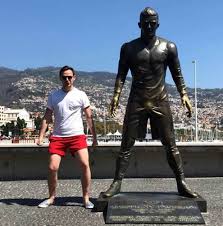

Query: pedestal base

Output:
[95, 192, 206, 224]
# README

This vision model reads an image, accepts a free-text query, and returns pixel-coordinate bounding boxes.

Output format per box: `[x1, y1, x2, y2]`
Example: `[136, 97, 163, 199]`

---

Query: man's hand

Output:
[36, 108, 52, 146]
[92, 138, 98, 148]
[89, 138, 98, 153]
[36, 137, 44, 146]
[109, 96, 119, 117]
[181, 94, 192, 118]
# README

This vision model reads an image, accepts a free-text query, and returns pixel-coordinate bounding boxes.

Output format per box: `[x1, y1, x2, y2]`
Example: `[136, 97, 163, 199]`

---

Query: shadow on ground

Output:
[0, 196, 97, 207]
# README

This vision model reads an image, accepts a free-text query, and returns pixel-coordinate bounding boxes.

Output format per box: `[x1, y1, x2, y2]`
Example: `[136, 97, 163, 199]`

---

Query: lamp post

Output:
[103, 107, 107, 139]
[192, 60, 198, 141]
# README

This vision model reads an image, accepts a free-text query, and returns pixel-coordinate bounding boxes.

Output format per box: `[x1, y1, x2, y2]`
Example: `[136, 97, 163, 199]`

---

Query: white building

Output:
[0, 106, 7, 126]
[0, 106, 34, 128]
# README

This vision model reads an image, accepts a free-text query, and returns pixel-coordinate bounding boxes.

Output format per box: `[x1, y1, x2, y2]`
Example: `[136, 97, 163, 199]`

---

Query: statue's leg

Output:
[103, 104, 138, 198]
[103, 135, 135, 198]
[164, 144, 197, 198]
[156, 102, 197, 198]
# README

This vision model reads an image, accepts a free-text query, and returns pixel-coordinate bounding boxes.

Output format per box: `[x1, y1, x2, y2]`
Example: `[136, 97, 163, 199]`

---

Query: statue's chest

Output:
[132, 42, 168, 65]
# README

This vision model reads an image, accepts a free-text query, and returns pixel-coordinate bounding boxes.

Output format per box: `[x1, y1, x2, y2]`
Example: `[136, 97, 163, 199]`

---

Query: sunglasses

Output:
[61, 76, 73, 81]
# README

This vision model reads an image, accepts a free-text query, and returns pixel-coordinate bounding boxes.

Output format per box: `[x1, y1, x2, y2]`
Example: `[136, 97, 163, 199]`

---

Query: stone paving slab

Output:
[0, 178, 222, 226]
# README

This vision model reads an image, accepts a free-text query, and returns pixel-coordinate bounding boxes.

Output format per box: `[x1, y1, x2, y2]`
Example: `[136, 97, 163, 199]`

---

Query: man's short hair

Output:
[59, 65, 76, 77]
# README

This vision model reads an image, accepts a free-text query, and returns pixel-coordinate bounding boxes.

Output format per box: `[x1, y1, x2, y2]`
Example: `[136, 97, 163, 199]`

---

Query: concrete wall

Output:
[0, 142, 223, 180]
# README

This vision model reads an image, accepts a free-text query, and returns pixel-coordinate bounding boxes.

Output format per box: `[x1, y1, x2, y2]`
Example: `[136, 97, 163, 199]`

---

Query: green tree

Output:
[34, 116, 42, 133]
[92, 120, 122, 135]
[16, 117, 27, 136]
[94, 121, 104, 135]
[0, 121, 16, 136]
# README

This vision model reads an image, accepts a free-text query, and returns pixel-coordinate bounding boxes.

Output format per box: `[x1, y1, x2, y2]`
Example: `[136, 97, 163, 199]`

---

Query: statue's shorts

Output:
[122, 98, 175, 145]
[48, 135, 87, 157]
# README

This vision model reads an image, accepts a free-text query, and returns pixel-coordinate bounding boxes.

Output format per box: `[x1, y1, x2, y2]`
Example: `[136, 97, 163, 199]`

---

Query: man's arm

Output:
[110, 43, 129, 117]
[84, 106, 97, 147]
[167, 42, 192, 117]
[36, 108, 53, 145]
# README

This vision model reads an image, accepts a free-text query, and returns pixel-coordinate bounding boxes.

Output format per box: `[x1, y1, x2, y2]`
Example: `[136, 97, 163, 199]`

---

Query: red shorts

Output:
[48, 135, 87, 157]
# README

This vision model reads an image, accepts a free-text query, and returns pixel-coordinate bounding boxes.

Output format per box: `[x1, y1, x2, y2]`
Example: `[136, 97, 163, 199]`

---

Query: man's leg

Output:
[38, 153, 62, 207]
[156, 103, 197, 198]
[38, 135, 65, 208]
[75, 148, 92, 205]
[48, 154, 62, 203]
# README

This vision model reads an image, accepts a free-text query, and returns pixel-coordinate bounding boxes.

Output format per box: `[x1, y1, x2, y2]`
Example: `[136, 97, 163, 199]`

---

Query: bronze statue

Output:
[103, 7, 197, 198]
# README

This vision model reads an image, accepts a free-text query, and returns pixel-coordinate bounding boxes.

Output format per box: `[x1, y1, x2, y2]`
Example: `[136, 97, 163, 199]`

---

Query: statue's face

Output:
[139, 16, 159, 38]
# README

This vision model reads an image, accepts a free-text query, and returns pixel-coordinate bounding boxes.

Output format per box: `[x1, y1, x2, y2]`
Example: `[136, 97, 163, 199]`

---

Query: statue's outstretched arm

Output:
[110, 43, 129, 117]
[167, 42, 192, 117]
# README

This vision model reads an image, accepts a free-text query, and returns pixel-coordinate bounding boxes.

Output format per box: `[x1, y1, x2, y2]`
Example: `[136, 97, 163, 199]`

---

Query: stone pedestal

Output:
[95, 192, 206, 224]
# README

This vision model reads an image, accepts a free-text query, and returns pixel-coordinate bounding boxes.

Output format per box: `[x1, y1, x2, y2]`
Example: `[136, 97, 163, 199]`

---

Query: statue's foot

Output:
[177, 180, 198, 198]
[103, 180, 122, 198]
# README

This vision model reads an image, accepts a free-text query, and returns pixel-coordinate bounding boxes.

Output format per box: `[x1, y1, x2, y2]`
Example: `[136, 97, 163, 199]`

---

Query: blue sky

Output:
[0, 0, 222, 88]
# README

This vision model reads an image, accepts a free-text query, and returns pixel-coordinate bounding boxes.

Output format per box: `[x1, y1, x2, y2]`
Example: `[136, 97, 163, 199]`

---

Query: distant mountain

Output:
[0, 66, 223, 114]
[0, 67, 19, 76]
[0, 66, 120, 111]
[0, 67, 23, 104]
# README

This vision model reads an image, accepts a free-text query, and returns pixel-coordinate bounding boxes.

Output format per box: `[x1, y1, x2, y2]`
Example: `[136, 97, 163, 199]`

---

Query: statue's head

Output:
[138, 7, 159, 38]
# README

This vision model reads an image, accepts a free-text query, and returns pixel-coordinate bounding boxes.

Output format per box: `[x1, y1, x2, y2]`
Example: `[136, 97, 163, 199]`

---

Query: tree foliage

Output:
[85, 120, 122, 135]
[34, 116, 42, 131]
[0, 121, 15, 136]
[0, 117, 27, 137]
[16, 117, 27, 135]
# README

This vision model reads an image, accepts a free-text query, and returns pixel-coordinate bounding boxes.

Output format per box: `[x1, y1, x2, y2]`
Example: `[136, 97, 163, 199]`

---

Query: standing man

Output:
[37, 65, 97, 208]
[103, 7, 197, 198]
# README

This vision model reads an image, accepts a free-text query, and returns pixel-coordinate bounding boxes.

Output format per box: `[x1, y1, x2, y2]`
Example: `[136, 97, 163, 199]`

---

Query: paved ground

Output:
[0, 178, 222, 226]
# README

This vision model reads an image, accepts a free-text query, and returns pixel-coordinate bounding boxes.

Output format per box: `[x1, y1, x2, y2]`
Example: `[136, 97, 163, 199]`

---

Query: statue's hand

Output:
[109, 97, 119, 117]
[181, 94, 192, 118]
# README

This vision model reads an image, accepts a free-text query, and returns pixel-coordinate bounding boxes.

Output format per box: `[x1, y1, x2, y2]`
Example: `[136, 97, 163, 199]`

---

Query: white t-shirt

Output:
[47, 88, 90, 137]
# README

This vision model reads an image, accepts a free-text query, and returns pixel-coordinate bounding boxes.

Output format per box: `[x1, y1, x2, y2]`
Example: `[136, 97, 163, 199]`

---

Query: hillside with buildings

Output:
[1, 66, 223, 132]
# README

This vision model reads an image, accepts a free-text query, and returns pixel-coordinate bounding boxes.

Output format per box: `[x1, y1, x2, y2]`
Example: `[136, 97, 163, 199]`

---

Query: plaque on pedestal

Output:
[95, 192, 206, 224]
[95, 192, 207, 213]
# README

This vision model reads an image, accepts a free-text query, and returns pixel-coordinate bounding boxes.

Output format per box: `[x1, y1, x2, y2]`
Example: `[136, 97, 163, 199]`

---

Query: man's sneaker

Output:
[84, 201, 94, 209]
[38, 199, 54, 208]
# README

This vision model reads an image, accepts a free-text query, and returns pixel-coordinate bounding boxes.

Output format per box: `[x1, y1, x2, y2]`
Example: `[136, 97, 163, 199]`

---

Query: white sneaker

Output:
[38, 199, 54, 208]
[84, 201, 94, 209]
